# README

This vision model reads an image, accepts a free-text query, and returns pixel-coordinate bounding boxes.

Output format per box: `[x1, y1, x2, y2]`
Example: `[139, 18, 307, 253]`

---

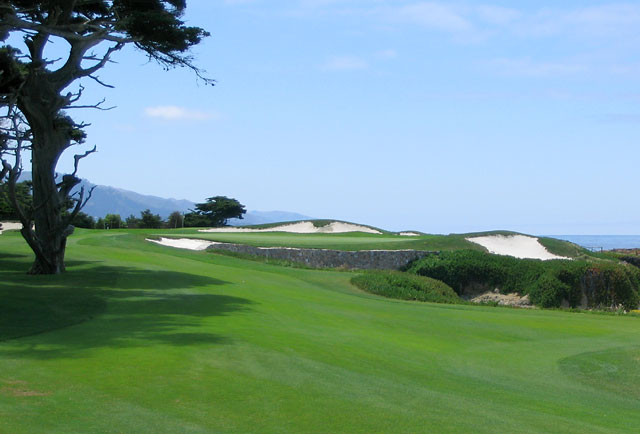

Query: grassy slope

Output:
[154, 227, 585, 257]
[1, 230, 638, 433]
[155, 228, 489, 252]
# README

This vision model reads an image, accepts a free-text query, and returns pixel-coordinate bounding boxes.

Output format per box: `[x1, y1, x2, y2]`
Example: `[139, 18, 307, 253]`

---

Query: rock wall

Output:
[206, 243, 436, 270]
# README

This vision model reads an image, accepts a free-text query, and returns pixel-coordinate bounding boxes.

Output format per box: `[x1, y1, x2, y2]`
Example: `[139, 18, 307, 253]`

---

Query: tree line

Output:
[1, 184, 246, 229]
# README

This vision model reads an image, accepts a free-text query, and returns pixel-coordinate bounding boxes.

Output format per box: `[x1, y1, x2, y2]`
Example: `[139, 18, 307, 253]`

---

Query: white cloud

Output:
[144, 106, 219, 121]
[322, 55, 369, 71]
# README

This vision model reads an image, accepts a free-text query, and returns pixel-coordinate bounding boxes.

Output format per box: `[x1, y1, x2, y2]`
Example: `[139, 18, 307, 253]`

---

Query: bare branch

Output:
[87, 74, 115, 88]
[64, 184, 96, 226]
[71, 145, 97, 177]
[63, 100, 116, 111]
[66, 84, 85, 104]
[4, 13, 134, 44]
[77, 42, 124, 78]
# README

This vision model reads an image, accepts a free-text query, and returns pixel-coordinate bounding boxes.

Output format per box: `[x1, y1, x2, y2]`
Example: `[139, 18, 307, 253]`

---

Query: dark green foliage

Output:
[95, 217, 105, 229]
[111, 0, 210, 68]
[104, 213, 123, 229]
[184, 196, 246, 227]
[167, 211, 184, 228]
[409, 250, 639, 310]
[70, 212, 95, 229]
[125, 214, 141, 229]
[183, 212, 210, 228]
[529, 273, 571, 308]
[351, 270, 461, 304]
[583, 263, 640, 310]
[0, 180, 31, 220]
[408, 250, 545, 295]
[140, 209, 163, 229]
[1, 2, 210, 77]
[619, 256, 640, 268]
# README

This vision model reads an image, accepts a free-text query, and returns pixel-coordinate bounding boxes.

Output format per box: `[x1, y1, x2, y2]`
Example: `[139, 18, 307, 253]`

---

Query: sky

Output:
[14, 1, 640, 234]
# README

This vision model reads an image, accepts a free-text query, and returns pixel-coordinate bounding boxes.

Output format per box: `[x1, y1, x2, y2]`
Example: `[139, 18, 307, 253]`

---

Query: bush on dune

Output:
[408, 250, 640, 310]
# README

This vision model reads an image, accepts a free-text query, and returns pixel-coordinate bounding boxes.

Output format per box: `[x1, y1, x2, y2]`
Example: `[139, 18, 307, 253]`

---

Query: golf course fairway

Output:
[1, 229, 638, 433]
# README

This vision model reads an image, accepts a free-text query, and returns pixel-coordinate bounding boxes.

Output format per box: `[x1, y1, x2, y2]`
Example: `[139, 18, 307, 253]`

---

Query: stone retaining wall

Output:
[206, 242, 436, 270]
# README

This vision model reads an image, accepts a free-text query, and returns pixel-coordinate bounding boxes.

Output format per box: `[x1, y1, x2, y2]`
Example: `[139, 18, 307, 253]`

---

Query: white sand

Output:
[466, 235, 568, 261]
[147, 237, 216, 251]
[199, 221, 382, 234]
[0, 221, 22, 235]
[399, 232, 420, 236]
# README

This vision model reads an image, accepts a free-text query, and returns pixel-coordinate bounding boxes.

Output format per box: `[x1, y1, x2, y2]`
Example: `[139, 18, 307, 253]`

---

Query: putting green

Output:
[0, 229, 638, 433]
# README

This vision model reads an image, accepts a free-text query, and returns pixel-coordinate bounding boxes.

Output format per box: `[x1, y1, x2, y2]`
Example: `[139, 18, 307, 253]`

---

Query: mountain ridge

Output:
[17, 172, 312, 225]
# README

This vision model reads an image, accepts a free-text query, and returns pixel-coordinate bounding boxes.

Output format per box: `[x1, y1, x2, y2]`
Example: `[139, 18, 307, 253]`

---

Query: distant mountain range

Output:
[18, 172, 312, 226]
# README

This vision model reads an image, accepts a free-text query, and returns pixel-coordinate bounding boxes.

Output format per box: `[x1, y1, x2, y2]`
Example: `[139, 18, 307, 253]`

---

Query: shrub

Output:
[409, 250, 639, 310]
[528, 273, 570, 308]
[408, 250, 544, 295]
[351, 270, 461, 304]
[583, 263, 640, 310]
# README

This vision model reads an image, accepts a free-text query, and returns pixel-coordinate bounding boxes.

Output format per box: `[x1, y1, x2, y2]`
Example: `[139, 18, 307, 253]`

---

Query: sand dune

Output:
[199, 221, 381, 234]
[466, 234, 568, 260]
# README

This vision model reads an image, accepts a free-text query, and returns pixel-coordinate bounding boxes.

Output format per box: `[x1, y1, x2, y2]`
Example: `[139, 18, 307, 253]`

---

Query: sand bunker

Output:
[147, 237, 216, 251]
[0, 222, 22, 235]
[199, 221, 382, 234]
[399, 232, 420, 236]
[466, 234, 568, 261]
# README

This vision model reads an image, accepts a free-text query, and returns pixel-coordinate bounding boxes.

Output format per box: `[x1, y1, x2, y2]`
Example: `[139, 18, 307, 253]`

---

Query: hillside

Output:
[17, 172, 311, 223]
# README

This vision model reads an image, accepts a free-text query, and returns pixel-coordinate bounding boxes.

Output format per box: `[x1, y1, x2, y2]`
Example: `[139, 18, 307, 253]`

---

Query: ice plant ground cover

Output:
[0, 229, 638, 432]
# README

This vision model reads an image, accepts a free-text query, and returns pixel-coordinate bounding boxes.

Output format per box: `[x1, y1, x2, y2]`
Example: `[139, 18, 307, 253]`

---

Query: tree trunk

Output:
[17, 73, 74, 274]
[28, 148, 70, 274]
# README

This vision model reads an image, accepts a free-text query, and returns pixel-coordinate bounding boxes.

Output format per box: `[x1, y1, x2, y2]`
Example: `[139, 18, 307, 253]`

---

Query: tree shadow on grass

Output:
[0, 254, 98, 276]
[0, 259, 252, 359]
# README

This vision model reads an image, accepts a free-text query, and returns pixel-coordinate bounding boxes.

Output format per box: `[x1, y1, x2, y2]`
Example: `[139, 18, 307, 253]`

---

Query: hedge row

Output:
[351, 271, 461, 304]
[408, 250, 640, 310]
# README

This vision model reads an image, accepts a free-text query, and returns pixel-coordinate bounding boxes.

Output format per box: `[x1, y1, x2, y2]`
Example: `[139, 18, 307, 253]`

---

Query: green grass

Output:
[147, 227, 588, 258]
[537, 236, 592, 258]
[1, 229, 639, 432]
[153, 227, 588, 256]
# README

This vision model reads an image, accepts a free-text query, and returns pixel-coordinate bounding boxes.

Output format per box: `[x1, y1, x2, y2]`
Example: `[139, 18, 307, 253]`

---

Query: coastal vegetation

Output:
[409, 250, 640, 309]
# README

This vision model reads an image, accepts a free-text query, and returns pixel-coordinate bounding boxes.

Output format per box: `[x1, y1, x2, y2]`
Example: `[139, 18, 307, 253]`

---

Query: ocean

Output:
[546, 235, 640, 251]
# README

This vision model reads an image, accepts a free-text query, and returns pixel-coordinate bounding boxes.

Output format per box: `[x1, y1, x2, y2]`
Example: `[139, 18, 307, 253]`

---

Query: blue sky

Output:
[28, 1, 640, 234]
